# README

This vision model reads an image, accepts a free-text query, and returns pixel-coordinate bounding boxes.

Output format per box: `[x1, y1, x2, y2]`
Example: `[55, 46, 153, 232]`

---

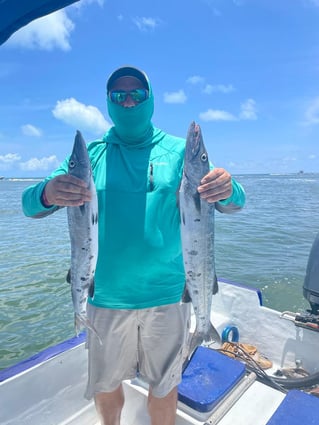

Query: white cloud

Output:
[186, 76, 235, 95]
[7, 10, 74, 51]
[187, 75, 205, 85]
[133, 17, 161, 31]
[20, 156, 60, 172]
[199, 109, 237, 122]
[203, 84, 235, 94]
[304, 97, 319, 125]
[73, 0, 105, 7]
[200, 98, 257, 122]
[163, 90, 187, 104]
[0, 153, 21, 170]
[0, 153, 21, 163]
[0, 153, 60, 173]
[239, 98, 257, 120]
[52, 98, 111, 134]
[21, 124, 42, 137]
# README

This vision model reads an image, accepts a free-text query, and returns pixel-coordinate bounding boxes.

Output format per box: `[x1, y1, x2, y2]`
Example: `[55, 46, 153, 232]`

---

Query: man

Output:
[22, 66, 245, 425]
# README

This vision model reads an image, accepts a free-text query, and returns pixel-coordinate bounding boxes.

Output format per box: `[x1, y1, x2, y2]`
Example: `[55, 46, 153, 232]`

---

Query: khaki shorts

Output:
[84, 302, 190, 399]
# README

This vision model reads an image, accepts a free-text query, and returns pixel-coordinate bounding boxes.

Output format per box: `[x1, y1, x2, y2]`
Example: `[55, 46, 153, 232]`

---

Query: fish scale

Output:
[179, 121, 221, 357]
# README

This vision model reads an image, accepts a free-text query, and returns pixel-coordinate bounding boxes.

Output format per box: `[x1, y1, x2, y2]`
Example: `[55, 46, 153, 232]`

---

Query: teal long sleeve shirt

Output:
[22, 129, 245, 309]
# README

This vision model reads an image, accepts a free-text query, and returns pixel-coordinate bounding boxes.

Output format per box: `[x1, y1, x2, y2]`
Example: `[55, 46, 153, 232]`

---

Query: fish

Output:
[66, 130, 99, 339]
[179, 121, 221, 357]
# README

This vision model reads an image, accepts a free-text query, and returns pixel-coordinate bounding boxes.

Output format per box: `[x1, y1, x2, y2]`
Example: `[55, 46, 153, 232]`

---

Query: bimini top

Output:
[0, 0, 80, 46]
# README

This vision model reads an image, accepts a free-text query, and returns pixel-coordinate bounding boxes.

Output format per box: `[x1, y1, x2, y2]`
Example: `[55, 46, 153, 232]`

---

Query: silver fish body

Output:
[179, 121, 221, 356]
[67, 131, 98, 336]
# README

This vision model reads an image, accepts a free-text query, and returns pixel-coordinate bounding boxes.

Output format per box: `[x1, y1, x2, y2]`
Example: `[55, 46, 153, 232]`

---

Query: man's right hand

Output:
[43, 174, 92, 207]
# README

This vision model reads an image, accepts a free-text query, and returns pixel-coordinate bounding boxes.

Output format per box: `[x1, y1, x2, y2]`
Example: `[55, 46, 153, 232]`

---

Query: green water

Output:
[0, 174, 318, 369]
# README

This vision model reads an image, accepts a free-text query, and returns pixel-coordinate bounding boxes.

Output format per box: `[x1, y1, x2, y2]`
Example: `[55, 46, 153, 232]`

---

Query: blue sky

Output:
[1, 0, 319, 177]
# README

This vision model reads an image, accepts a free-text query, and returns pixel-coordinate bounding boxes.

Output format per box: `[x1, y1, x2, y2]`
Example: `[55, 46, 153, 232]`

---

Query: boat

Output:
[1, 232, 319, 424]
[1, 2, 319, 424]
[2, 233, 319, 425]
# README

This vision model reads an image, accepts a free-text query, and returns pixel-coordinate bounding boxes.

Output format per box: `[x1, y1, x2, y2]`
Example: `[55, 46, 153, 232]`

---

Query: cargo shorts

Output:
[84, 302, 191, 399]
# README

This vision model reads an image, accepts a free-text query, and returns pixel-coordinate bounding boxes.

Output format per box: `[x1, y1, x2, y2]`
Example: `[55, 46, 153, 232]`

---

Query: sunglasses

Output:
[109, 88, 148, 104]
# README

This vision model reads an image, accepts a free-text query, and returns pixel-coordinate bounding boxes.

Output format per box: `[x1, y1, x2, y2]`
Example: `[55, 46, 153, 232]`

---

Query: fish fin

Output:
[91, 211, 98, 225]
[181, 285, 192, 303]
[205, 320, 221, 345]
[88, 278, 95, 297]
[75, 313, 102, 345]
[186, 321, 221, 359]
[186, 326, 204, 360]
[213, 273, 218, 295]
[66, 269, 71, 284]
[182, 343, 197, 372]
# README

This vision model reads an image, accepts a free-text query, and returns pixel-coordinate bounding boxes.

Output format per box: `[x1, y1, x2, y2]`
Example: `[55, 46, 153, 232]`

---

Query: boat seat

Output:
[178, 346, 247, 419]
[266, 389, 319, 424]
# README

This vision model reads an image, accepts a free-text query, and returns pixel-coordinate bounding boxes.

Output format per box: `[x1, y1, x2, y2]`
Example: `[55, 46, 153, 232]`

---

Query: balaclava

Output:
[106, 66, 155, 146]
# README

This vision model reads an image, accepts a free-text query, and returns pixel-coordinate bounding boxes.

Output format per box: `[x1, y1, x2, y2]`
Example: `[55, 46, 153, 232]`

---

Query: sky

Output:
[1, 0, 319, 177]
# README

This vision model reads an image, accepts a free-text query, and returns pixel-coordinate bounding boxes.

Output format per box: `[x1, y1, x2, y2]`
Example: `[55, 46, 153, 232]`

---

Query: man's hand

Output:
[197, 168, 233, 203]
[43, 174, 92, 207]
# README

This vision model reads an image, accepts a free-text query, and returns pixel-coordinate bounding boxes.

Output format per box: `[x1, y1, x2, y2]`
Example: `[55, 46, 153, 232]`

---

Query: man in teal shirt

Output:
[22, 66, 245, 425]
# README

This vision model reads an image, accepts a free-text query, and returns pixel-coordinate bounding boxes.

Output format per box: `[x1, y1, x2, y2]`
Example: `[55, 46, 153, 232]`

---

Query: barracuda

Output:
[67, 131, 99, 337]
[179, 121, 221, 357]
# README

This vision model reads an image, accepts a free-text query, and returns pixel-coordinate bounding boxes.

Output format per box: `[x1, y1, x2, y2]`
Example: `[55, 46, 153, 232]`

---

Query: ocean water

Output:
[0, 174, 319, 370]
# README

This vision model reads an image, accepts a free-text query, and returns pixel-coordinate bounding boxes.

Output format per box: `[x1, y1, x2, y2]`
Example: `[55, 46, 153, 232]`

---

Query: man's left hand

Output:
[197, 168, 233, 203]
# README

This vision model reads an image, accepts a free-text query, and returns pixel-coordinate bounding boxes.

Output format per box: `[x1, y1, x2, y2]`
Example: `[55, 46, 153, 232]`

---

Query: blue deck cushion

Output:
[267, 389, 319, 425]
[178, 346, 246, 413]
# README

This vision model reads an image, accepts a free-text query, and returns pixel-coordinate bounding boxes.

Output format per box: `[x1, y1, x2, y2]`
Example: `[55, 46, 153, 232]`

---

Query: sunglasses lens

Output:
[110, 89, 148, 104]
[131, 89, 148, 102]
[110, 91, 126, 103]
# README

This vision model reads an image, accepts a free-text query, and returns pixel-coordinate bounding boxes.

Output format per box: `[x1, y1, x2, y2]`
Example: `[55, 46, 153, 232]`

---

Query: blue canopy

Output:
[0, 0, 80, 46]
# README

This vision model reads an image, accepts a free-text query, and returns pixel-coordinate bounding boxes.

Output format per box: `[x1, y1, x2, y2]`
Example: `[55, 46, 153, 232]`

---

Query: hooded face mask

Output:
[106, 67, 155, 146]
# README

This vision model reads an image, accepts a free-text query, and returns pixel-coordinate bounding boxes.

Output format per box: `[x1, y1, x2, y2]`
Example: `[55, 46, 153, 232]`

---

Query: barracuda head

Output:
[68, 131, 91, 186]
[184, 121, 210, 184]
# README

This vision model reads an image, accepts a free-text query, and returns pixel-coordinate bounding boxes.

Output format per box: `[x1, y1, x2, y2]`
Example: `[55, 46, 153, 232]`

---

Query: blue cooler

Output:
[178, 346, 246, 415]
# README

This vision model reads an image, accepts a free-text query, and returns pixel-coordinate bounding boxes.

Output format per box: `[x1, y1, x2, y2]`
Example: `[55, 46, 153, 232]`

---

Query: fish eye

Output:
[201, 153, 208, 162]
[69, 160, 76, 168]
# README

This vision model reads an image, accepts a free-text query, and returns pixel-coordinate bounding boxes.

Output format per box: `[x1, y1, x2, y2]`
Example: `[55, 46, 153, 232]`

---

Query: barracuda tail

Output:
[187, 321, 221, 359]
[205, 321, 221, 345]
[75, 313, 102, 345]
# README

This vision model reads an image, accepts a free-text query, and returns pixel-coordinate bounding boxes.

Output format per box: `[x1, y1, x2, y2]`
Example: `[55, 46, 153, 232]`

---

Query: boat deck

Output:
[0, 340, 292, 425]
[43, 374, 286, 425]
[1, 279, 319, 425]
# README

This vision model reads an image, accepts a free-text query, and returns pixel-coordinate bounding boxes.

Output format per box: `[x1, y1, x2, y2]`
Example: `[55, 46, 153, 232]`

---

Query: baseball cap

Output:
[107, 66, 149, 92]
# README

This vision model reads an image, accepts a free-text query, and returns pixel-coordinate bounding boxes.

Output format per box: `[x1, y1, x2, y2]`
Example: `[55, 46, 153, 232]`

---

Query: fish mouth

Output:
[183, 122, 202, 179]
[186, 122, 201, 157]
[191, 124, 201, 156]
